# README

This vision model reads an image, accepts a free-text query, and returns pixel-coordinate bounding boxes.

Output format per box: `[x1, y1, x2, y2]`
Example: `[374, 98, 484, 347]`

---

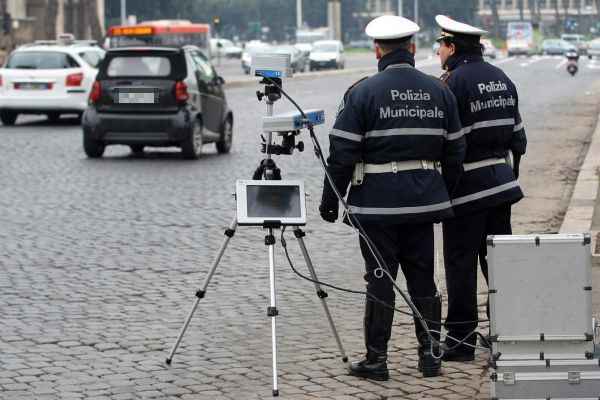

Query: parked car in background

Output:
[241, 40, 271, 75]
[541, 39, 576, 55]
[309, 40, 345, 71]
[210, 38, 242, 59]
[480, 39, 498, 59]
[82, 46, 233, 159]
[0, 37, 105, 125]
[273, 45, 308, 73]
[561, 34, 588, 55]
[588, 38, 600, 59]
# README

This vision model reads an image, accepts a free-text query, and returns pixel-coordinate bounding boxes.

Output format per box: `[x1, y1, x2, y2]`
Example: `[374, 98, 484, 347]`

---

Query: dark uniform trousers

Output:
[443, 203, 512, 348]
[360, 223, 437, 355]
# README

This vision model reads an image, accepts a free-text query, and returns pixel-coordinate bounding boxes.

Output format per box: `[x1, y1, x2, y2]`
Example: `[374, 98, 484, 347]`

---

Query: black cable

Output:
[280, 227, 490, 353]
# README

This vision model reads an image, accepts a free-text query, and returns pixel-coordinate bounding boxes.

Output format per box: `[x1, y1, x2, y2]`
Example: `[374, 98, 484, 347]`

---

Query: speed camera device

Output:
[236, 180, 306, 226]
[252, 53, 293, 79]
[262, 109, 325, 132]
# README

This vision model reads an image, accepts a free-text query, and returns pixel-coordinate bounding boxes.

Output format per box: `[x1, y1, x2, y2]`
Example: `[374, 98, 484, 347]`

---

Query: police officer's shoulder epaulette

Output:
[439, 71, 452, 84]
[336, 76, 369, 118]
[343, 76, 369, 100]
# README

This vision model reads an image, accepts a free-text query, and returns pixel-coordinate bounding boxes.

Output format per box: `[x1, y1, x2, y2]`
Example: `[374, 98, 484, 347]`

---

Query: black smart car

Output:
[82, 46, 233, 159]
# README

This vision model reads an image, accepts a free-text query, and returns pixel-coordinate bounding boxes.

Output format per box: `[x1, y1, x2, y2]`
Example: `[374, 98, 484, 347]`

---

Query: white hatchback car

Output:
[0, 40, 105, 125]
[309, 40, 345, 71]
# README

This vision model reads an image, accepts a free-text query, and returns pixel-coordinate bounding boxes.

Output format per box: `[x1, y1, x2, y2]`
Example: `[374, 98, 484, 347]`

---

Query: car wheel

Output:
[130, 145, 144, 156]
[83, 131, 105, 158]
[216, 117, 233, 154]
[181, 119, 203, 160]
[0, 111, 18, 126]
[47, 112, 60, 123]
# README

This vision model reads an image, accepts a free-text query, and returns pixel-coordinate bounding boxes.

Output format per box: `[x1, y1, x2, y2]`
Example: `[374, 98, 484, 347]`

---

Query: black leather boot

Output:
[443, 332, 475, 362]
[349, 299, 393, 381]
[413, 296, 442, 378]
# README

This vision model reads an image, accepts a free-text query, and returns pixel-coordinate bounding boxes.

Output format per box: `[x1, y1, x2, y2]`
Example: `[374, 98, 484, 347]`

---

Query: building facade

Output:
[478, 0, 598, 22]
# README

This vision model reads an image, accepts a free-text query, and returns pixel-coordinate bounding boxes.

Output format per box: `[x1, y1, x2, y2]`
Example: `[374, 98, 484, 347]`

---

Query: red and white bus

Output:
[108, 20, 212, 57]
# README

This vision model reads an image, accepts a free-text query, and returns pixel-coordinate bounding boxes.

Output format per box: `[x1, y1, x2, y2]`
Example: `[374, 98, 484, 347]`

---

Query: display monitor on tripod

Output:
[165, 52, 346, 397]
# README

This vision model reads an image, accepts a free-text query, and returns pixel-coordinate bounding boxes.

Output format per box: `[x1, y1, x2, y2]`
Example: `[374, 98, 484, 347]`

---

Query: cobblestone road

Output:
[2, 56, 600, 400]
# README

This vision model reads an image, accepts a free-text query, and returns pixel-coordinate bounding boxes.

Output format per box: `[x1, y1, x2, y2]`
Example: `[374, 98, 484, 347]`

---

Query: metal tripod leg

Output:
[293, 227, 348, 363]
[165, 217, 238, 365]
[265, 228, 279, 397]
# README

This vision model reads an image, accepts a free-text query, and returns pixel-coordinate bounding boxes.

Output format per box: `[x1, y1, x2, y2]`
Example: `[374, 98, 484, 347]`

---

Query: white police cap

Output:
[435, 15, 487, 41]
[365, 15, 420, 41]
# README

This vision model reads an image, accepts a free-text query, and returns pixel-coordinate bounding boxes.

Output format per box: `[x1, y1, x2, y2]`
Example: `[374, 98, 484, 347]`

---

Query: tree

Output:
[489, 0, 501, 38]
[553, 0, 561, 34]
[518, 0, 524, 20]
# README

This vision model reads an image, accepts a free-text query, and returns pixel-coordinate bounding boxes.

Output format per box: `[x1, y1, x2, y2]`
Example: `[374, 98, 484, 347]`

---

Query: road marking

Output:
[416, 58, 441, 68]
[555, 59, 568, 69]
[494, 57, 516, 65]
[519, 55, 545, 67]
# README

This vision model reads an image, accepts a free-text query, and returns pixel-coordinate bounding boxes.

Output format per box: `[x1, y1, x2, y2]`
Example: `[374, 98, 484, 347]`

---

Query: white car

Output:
[210, 38, 243, 59]
[309, 40, 345, 71]
[0, 41, 105, 125]
[588, 38, 600, 59]
[480, 39, 498, 59]
[241, 41, 271, 75]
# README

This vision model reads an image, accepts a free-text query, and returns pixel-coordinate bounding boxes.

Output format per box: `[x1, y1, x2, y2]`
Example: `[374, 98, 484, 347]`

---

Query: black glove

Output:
[319, 202, 338, 223]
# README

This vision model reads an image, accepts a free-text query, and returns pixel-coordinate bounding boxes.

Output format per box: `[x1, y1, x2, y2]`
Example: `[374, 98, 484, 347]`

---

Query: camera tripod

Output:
[165, 77, 347, 397]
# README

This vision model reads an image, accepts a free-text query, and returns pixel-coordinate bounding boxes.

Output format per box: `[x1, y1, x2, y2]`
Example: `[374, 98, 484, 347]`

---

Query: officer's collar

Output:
[378, 48, 415, 72]
[444, 53, 484, 72]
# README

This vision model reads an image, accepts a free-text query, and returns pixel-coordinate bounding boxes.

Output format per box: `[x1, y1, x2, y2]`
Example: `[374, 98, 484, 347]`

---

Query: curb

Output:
[559, 111, 600, 254]
[224, 66, 377, 89]
[223, 56, 440, 89]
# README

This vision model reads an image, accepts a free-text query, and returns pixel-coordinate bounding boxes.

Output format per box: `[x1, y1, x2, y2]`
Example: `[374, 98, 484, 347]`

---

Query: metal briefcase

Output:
[487, 234, 594, 359]
[491, 358, 600, 399]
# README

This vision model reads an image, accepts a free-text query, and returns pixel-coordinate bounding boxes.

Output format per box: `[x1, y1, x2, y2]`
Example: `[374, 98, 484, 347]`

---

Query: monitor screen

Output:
[246, 185, 302, 219]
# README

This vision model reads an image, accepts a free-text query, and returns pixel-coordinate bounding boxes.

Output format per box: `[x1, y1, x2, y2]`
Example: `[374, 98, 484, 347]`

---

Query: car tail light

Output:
[175, 81, 189, 103]
[66, 72, 84, 87]
[0, 74, 3, 87]
[89, 81, 101, 104]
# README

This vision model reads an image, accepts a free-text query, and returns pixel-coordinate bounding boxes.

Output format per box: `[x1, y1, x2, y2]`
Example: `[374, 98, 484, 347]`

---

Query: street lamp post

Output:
[297, 0, 302, 29]
[120, 0, 127, 25]
[398, 0, 403, 16]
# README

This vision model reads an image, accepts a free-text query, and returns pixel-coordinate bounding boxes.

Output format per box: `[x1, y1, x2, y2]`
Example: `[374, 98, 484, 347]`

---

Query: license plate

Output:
[117, 91, 155, 104]
[14, 82, 51, 90]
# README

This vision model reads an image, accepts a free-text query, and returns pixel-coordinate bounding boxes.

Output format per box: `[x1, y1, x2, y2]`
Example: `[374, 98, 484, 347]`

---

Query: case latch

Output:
[503, 372, 515, 385]
[568, 371, 581, 384]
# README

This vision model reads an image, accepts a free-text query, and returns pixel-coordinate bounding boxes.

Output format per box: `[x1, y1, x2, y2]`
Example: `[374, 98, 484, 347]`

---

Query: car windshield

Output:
[313, 44, 338, 52]
[79, 51, 105, 68]
[247, 45, 271, 55]
[107, 56, 172, 77]
[6, 51, 79, 69]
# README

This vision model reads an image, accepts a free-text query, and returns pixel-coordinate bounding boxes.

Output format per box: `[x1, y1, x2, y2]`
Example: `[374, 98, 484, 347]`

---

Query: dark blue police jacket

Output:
[444, 54, 527, 216]
[322, 49, 466, 225]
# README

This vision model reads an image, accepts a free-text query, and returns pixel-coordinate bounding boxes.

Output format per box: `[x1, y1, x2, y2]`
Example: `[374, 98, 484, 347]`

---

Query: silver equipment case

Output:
[487, 233, 600, 399]
[491, 359, 600, 399]
[487, 234, 594, 359]
[251, 53, 293, 79]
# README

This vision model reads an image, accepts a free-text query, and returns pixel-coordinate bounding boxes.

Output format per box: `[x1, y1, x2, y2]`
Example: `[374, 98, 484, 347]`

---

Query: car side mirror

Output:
[215, 75, 225, 85]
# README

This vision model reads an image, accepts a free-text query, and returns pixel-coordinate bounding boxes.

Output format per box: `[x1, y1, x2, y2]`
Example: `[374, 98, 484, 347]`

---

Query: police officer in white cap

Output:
[435, 15, 527, 361]
[319, 15, 466, 380]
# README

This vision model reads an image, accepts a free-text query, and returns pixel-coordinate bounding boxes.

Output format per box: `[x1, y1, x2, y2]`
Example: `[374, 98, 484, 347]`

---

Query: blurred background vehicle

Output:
[480, 39, 498, 59]
[0, 35, 105, 126]
[241, 40, 271, 75]
[82, 46, 233, 159]
[541, 39, 577, 56]
[587, 38, 600, 59]
[210, 38, 242, 59]
[561, 33, 589, 56]
[272, 44, 308, 73]
[309, 40, 345, 71]
[108, 20, 212, 57]
[506, 21, 536, 56]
